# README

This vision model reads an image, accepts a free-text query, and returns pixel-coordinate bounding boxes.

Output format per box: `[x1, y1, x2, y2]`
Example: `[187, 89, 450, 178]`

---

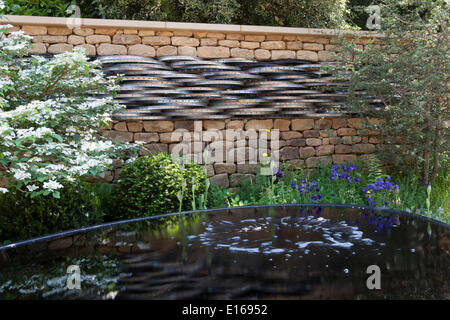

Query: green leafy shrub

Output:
[111, 153, 207, 220]
[95, 0, 169, 21]
[83, 0, 354, 29]
[0, 0, 102, 18]
[0, 0, 71, 17]
[244, 0, 352, 29]
[325, 0, 449, 185]
[0, 181, 104, 243]
[167, 0, 240, 24]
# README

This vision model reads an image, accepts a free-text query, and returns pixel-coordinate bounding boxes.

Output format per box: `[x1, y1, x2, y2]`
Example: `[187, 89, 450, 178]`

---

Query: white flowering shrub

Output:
[0, 25, 139, 198]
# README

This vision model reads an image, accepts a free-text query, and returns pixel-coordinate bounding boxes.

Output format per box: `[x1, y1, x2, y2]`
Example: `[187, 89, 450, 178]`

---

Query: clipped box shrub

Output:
[0, 181, 104, 243]
[111, 153, 207, 220]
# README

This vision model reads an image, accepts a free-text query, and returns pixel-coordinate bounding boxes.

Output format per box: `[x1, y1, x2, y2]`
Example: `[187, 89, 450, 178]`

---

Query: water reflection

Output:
[0, 205, 449, 299]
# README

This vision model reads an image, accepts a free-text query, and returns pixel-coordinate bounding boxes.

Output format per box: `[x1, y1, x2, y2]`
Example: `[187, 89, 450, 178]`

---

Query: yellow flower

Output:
[266, 129, 271, 133]
[262, 153, 268, 157]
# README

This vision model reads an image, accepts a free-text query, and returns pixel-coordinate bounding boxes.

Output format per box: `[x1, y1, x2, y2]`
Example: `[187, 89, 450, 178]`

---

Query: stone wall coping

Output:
[1, 15, 384, 38]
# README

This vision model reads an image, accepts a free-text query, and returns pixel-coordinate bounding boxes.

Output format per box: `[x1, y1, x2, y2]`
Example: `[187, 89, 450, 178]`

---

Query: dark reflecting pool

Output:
[0, 205, 449, 300]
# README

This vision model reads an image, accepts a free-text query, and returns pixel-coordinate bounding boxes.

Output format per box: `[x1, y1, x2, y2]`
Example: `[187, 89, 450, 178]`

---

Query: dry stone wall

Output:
[3, 20, 376, 61]
[103, 118, 381, 187]
[1, 16, 383, 187]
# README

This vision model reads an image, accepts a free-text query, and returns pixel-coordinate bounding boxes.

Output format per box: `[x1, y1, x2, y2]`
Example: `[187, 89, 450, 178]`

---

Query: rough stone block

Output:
[140, 143, 168, 155]
[138, 30, 156, 37]
[47, 27, 72, 36]
[245, 119, 273, 130]
[74, 44, 96, 56]
[226, 120, 244, 130]
[315, 119, 332, 129]
[134, 133, 159, 143]
[303, 130, 320, 138]
[97, 43, 127, 55]
[73, 28, 94, 36]
[104, 131, 133, 143]
[219, 40, 240, 48]
[296, 50, 318, 61]
[271, 50, 295, 59]
[48, 43, 73, 53]
[114, 122, 127, 132]
[22, 25, 47, 35]
[286, 41, 302, 50]
[178, 46, 197, 56]
[281, 131, 303, 140]
[156, 46, 177, 56]
[254, 49, 270, 60]
[201, 38, 218, 46]
[303, 43, 324, 51]
[316, 144, 334, 156]
[86, 35, 111, 44]
[128, 44, 156, 57]
[261, 41, 285, 50]
[240, 41, 260, 49]
[28, 43, 46, 54]
[172, 37, 200, 46]
[112, 34, 141, 45]
[126, 121, 143, 132]
[230, 48, 254, 59]
[287, 139, 306, 147]
[204, 120, 226, 130]
[306, 138, 322, 146]
[291, 119, 314, 131]
[143, 121, 174, 133]
[245, 35, 265, 42]
[274, 119, 290, 131]
[142, 36, 171, 45]
[299, 147, 316, 159]
[95, 28, 117, 36]
[334, 144, 352, 154]
[337, 128, 357, 136]
[332, 118, 348, 129]
[280, 147, 299, 160]
[214, 163, 236, 174]
[352, 144, 375, 154]
[197, 46, 230, 58]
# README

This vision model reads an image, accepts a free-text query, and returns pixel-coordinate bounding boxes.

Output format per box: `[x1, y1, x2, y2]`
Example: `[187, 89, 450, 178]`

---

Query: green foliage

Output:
[111, 153, 207, 220]
[324, 0, 449, 185]
[347, 0, 372, 30]
[0, 181, 104, 243]
[1, 0, 365, 29]
[164, 0, 240, 24]
[246, 0, 353, 29]
[207, 183, 249, 208]
[0, 0, 102, 18]
[207, 158, 449, 224]
[0, 0, 71, 17]
[95, 0, 168, 21]
[79, 0, 355, 29]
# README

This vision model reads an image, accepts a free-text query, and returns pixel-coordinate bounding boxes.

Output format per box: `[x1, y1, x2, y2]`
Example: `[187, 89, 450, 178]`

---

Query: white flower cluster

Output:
[0, 28, 139, 197]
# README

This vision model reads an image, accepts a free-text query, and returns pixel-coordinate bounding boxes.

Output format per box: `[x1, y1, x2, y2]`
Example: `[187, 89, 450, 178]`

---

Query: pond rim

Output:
[1, 203, 448, 252]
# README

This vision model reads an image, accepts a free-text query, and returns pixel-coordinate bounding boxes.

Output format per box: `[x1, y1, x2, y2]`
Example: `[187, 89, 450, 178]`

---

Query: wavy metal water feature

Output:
[95, 56, 381, 120]
[0, 205, 448, 300]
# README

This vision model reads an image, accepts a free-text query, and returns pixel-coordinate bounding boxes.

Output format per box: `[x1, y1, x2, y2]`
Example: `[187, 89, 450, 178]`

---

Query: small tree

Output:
[325, 0, 449, 185]
[0, 25, 138, 198]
